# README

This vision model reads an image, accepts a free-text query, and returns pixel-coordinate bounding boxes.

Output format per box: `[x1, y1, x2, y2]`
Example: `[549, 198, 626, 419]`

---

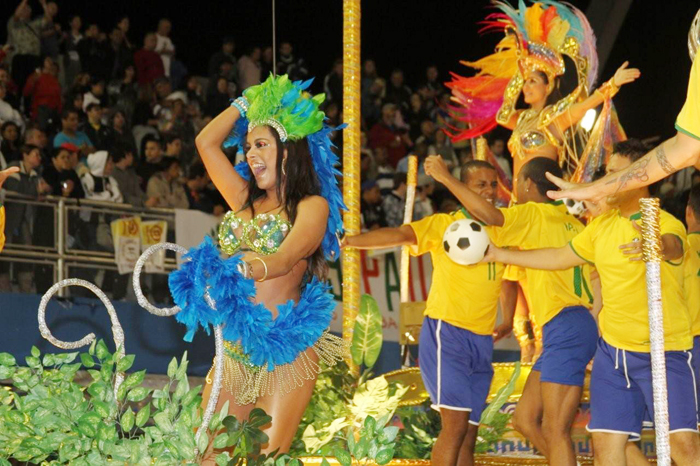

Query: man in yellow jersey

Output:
[426, 155, 596, 466]
[481, 140, 700, 465]
[0, 167, 20, 253]
[549, 53, 700, 202]
[343, 160, 517, 466]
[685, 184, 700, 423]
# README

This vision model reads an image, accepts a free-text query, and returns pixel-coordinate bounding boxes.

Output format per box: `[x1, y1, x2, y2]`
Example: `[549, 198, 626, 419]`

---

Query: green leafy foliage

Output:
[0, 341, 230, 465]
[351, 295, 383, 369]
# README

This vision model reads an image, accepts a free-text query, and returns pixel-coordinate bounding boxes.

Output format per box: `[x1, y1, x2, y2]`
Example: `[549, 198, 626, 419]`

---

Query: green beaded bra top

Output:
[218, 210, 292, 256]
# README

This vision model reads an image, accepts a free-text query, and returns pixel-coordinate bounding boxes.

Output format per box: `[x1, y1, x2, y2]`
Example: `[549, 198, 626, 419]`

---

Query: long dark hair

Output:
[241, 127, 327, 278]
[516, 70, 563, 109]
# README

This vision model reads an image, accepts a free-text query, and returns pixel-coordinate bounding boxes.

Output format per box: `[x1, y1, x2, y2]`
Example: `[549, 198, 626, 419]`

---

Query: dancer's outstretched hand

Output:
[545, 172, 604, 203]
[613, 61, 641, 88]
[0, 167, 19, 190]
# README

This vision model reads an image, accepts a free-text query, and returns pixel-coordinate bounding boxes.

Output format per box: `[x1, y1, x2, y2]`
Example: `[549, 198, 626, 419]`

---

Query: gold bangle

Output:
[250, 257, 268, 282]
[595, 78, 619, 99]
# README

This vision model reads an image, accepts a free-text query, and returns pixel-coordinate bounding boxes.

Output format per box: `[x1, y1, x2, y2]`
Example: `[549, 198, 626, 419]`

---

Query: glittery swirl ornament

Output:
[38, 279, 126, 402]
[133, 242, 224, 455]
[640, 198, 670, 466]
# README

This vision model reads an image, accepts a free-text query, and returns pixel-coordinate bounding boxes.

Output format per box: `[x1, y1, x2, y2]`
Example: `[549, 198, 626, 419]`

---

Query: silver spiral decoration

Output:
[132, 242, 224, 455]
[38, 278, 126, 398]
[133, 242, 188, 316]
[689, 8, 700, 62]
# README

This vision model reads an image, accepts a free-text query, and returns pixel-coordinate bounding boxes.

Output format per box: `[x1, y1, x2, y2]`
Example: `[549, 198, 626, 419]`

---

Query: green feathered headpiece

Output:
[244, 74, 326, 142]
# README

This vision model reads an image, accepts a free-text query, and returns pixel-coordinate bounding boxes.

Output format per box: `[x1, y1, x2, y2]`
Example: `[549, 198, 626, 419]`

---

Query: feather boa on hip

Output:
[168, 236, 344, 372]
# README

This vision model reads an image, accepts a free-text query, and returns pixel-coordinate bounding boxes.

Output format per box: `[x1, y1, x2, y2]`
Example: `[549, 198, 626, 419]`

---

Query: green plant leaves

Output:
[351, 294, 384, 369]
[127, 387, 149, 402]
[136, 404, 151, 428]
[116, 354, 135, 372]
[121, 408, 135, 432]
[333, 446, 352, 466]
[80, 353, 95, 368]
[124, 370, 146, 390]
[0, 352, 16, 366]
[375, 446, 395, 465]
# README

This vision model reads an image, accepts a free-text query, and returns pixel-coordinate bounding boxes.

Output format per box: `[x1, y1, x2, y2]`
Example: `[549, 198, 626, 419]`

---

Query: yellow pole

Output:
[342, 0, 361, 377]
[400, 156, 418, 303]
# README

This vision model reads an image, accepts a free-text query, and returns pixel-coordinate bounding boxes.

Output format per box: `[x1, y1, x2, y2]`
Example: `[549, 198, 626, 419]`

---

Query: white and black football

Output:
[442, 219, 490, 266]
[564, 198, 586, 217]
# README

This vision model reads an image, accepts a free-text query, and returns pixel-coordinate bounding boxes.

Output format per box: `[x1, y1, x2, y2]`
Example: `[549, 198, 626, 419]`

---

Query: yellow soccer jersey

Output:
[676, 55, 700, 140]
[0, 205, 4, 252]
[685, 233, 700, 336]
[409, 209, 505, 335]
[570, 209, 691, 352]
[495, 201, 592, 327]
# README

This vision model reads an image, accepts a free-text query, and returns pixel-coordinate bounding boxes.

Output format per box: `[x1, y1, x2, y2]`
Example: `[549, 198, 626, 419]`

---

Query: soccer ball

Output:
[442, 219, 490, 266]
[564, 198, 585, 217]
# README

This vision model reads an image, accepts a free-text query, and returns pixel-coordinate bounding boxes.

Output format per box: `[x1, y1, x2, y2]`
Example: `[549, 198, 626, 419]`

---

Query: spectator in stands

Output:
[369, 103, 410, 168]
[205, 76, 232, 118]
[110, 109, 137, 154]
[185, 163, 224, 215]
[108, 27, 133, 81]
[39, 2, 60, 60]
[83, 103, 115, 151]
[42, 144, 84, 198]
[237, 45, 261, 91]
[117, 16, 133, 50]
[323, 58, 343, 104]
[23, 55, 62, 122]
[360, 131, 377, 181]
[0, 83, 24, 131]
[406, 93, 429, 141]
[183, 75, 204, 116]
[63, 15, 82, 90]
[260, 46, 274, 78]
[81, 150, 122, 203]
[414, 175, 436, 220]
[108, 65, 138, 119]
[137, 135, 164, 187]
[489, 137, 512, 182]
[383, 172, 408, 227]
[0, 66, 21, 110]
[417, 65, 440, 110]
[415, 119, 436, 147]
[24, 125, 48, 153]
[429, 128, 458, 169]
[208, 36, 237, 82]
[386, 69, 412, 112]
[277, 41, 308, 82]
[163, 132, 182, 160]
[375, 147, 395, 196]
[111, 145, 157, 207]
[155, 19, 175, 78]
[1, 122, 21, 164]
[397, 140, 428, 176]
[134, 32, 165, 85]
[83, 77, 107, 110]
[53, 108, 95, 157]
[7, 0, 51, 91]
[146, 157, 188, 209]
[78, 23, 111, 82]
[360, 179, 386, 230]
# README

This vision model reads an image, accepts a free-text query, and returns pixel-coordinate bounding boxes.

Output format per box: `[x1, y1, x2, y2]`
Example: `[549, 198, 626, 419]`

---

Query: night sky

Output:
[3, 0, 698, 141]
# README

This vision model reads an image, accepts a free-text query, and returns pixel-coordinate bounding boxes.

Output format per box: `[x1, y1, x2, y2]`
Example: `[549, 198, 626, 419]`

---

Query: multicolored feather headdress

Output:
[446, 0, 598, 141]
[224, 74, 346, 261]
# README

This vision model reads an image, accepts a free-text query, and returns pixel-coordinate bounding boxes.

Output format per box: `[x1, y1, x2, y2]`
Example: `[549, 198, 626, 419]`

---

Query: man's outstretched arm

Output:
[343, 225, 417, 250]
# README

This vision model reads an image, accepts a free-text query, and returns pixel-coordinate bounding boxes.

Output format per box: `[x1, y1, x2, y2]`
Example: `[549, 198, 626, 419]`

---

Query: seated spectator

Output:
[134, 32, 164, 85]
[0, 66, 21, 110]
[107, 27, 132, 81]
[386, 69, 411, 112]
[208, 36, 237, 82]
[323, 58, 343, 103]
[81, 150, 122, 203]
[82, 103, 116, 151]
[417, 65, 440, 110]
[205, 76, 232, 118]
[414, 120, 436, 147]
[163, 132, 182, 160]
[397, 140, 428, 176]
[1, 121, 22, 163]
[22, 55, 62, 122]
[146, 157, 188, 209]
[137, 135, 164, 188]
[369, 103, 410, 168]
[185, 163, 224, 215]
[110, 109, 137, 155]
[108, 64, 138, 117]
[414, 175, 436, 221]
[382, 173, 407, 227]
[428, 128, 458, 169]
[42, 144, 84, 198]
[0, 82, 24, 132]
[183, 75, 205, 116]
[406, 93, 429, 141]
[111, 145, 157, 207]
[82, 77, 107, 110]
[374, 147, 395, 196]
[277, 41, 308, 82]
[261, 46, 274, 79]
[237, 45, 261, 91]
[360, 180, 386, 231]
[53, 108, 95, 157]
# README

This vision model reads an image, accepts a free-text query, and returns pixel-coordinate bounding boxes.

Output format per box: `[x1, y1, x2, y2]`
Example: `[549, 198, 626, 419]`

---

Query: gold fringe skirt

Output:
[206, 330, 347, 405]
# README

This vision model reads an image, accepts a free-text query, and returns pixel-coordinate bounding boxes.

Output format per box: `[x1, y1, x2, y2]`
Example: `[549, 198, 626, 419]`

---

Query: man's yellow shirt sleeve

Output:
[497, 204, 539, 247]
[569, 216, 598, 263]
[409, 214, 452, 256]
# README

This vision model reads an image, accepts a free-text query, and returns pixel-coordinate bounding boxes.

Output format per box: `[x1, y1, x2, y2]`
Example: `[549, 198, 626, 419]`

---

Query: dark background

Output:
[2, 0, 698, 141]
